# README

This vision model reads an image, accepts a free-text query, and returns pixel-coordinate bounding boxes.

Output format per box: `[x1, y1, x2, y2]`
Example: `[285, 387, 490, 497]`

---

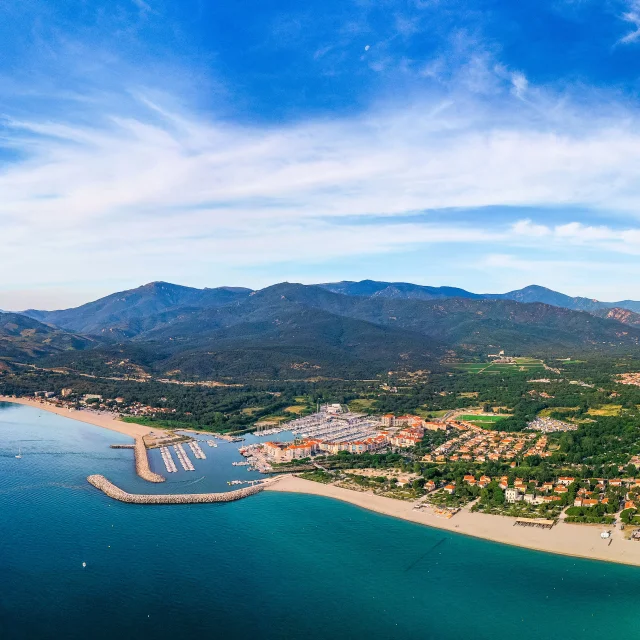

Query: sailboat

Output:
[15, 447, 22, 459]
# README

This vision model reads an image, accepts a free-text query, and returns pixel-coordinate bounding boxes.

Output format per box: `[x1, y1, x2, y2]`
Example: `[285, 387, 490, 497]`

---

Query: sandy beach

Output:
[0, 396, 154, 439]
[268, 475, 640, 568]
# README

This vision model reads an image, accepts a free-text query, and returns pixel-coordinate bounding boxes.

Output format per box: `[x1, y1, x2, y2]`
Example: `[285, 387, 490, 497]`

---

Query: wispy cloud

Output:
[3, 81, 640, 298]
[619, 1, 640, 43]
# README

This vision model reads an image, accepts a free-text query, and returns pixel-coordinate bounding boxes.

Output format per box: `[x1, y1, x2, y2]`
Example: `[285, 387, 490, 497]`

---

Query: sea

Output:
[2, 401, 640, 640]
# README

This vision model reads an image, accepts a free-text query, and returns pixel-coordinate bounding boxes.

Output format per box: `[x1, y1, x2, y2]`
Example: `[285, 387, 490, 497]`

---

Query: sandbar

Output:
[267, 475, 640, 568]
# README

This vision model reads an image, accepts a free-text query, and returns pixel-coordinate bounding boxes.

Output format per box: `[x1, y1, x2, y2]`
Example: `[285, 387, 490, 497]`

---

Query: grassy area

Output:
[538, 407, 579, 417]
[256, 415, 289, 424]
[241, 407, 263, 415]
[459, 414, 510, 425]
[284, 404, 307, 414]
[299, 470, 334, 483]
[348, 398, 376, 412]
[587, 405, 622, 417]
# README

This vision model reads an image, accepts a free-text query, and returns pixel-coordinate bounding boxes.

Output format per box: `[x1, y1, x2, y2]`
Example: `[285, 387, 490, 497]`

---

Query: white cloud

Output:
[619, 1, 640, 43]
[4, 82, 640, 302]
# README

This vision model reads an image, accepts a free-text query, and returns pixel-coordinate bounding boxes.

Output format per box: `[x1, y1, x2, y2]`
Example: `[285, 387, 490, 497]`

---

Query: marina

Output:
[160, 446, 178, 473]
[287, 406, 381, 444]
[206, 440, 218, 447]
[188, 440, 207, 459]
[173, 443, 195, 471]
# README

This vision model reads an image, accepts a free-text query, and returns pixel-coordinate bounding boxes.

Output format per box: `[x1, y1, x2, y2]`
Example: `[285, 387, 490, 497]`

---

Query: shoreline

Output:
[0, 396, 157, 439]
[0, 396, 165, 482]
[267, 475, 640, 568]
[6, 396, 640, 567]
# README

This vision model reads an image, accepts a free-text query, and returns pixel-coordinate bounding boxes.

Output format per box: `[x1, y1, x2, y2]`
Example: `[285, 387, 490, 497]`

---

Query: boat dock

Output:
[206, 440, 218, 447]
[173, 443, 195, 471]
[160, 446, 178, 473]
[87, 475, 266, 504]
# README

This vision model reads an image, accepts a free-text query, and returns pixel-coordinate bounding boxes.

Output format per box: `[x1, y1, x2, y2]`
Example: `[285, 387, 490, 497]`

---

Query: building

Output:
[262, 440, 319, 463]
[505, 487, 522, 503]
[381, 414, 395, 427]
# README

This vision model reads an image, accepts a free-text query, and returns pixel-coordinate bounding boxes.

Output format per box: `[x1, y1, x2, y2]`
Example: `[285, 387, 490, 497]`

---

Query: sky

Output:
[3, 1, 640, 309]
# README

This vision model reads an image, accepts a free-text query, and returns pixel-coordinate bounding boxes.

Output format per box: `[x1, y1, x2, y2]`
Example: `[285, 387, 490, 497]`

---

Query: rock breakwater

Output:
[87, 475, 265, 504]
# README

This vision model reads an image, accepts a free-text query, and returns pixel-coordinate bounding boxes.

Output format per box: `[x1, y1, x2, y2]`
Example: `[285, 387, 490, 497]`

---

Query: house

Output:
[425, 480, 436, 492]
[505, 487, 522, 503]
[554, 485, 568, 494]
[557, 477, 575, 486]
[444, 484, 456, 495]
[381, 414, 395, 427]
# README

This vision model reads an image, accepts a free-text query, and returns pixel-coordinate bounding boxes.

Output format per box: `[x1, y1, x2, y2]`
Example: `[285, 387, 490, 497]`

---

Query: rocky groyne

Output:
[134, 437, 165, 483]
[87, 475, 265, 504]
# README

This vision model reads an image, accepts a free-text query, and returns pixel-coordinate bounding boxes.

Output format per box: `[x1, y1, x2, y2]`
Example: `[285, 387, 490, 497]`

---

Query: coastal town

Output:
[10, 388, 640, 547]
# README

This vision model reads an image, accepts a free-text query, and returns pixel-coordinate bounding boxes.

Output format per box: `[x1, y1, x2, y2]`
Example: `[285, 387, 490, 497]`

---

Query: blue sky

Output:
[3, 0, 640, 308]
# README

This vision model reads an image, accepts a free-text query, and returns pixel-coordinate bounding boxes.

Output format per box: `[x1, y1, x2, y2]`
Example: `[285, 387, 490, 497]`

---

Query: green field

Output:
[458, 414, 510, 425]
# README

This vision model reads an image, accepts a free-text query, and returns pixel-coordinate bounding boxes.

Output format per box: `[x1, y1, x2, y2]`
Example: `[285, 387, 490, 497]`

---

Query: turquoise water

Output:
[2, 402, 640, 640]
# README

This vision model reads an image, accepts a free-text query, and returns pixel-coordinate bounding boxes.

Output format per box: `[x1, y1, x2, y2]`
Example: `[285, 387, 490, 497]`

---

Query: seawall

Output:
[87, 475, 265, 504]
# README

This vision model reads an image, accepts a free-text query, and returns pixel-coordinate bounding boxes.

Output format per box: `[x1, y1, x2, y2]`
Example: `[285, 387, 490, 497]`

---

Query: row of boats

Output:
[173, 443, 195, 471]
[188, 441, 207, 460]
[159, 446, 178, 473]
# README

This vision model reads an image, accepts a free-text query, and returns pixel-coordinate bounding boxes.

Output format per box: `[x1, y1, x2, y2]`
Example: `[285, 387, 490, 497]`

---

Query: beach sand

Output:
[0, 396, 153, 439]
[268, 475, 640, 567]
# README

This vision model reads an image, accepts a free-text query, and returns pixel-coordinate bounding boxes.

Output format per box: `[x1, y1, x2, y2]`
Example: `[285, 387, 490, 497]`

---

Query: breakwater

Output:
[87, 475, 265, 504]
[110, 444, 135, 449]
[134, 437, 165, 483]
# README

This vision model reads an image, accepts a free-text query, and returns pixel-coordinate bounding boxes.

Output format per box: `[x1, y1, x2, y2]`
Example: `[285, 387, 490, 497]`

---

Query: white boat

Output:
[82, 562, 86, 568]
[15, 447, 22, 459]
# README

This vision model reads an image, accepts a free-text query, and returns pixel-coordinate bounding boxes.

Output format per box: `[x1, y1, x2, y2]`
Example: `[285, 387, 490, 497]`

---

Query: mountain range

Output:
[2, 280, 640, 380]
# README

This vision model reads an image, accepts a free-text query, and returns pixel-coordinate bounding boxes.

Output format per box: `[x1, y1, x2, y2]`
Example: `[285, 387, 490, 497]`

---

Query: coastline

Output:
[267, 475, 640, 568]
[0, 396, 165, 482]
[6, 396, 640, 567]
[0, 396, 155, 439]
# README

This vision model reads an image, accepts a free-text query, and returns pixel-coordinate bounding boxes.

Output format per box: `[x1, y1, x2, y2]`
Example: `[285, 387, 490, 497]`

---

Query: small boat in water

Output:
[15, 448, 22, 459]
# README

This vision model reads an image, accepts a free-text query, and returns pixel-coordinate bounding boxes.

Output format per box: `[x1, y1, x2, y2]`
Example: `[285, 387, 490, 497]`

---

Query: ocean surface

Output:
[2, 401, 640, 640]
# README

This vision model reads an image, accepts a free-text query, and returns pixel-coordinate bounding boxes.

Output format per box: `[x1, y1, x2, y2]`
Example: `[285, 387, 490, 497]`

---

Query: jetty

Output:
[87, 475, 265, 504]
[135, 437, 166, 482]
